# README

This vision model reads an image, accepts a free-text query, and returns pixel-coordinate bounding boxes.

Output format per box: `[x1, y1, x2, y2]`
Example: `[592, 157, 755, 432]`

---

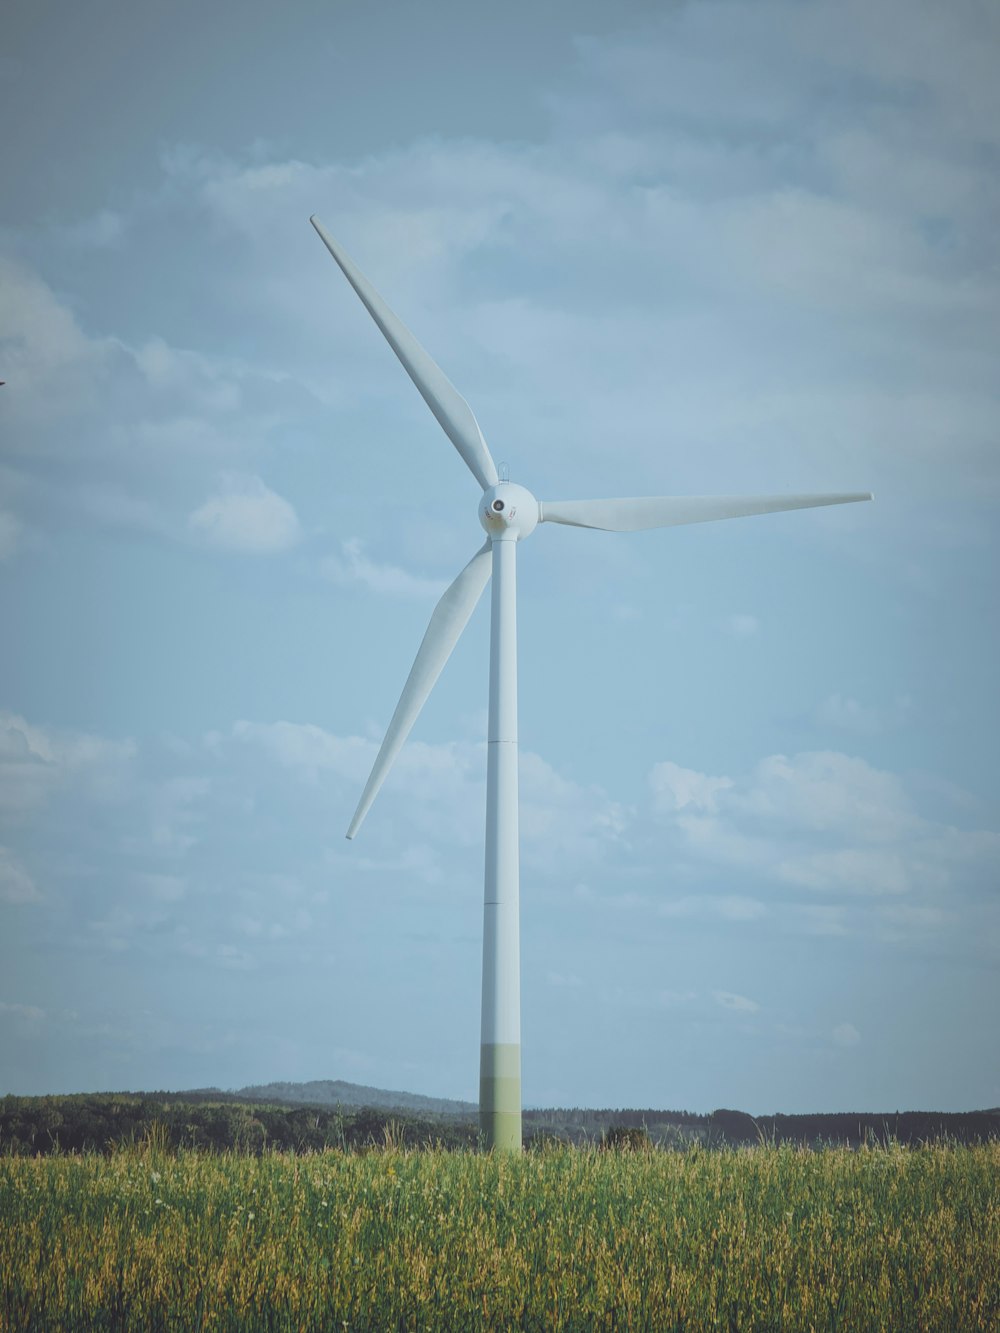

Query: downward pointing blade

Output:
[347, 541, 492, 839]
[310, 216, 498, 491]
[539, 492, 874, 532]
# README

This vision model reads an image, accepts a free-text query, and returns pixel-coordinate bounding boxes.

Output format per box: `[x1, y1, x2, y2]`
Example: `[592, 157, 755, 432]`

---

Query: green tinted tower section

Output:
[480, 1043, 521, 1151]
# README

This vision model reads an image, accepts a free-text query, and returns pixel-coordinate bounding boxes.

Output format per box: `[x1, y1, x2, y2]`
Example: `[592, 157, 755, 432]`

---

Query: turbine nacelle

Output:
[479, 483, 539, 541]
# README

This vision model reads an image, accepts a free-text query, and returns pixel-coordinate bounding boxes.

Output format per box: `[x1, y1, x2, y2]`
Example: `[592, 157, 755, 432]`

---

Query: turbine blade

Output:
[347, 541, 492, 839]
[539, 492, 874, 532]
[310, 216, 498, 491]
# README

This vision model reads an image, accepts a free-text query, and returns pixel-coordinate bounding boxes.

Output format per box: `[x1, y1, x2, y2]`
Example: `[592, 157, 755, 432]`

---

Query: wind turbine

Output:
[311, 215, 872, 1151]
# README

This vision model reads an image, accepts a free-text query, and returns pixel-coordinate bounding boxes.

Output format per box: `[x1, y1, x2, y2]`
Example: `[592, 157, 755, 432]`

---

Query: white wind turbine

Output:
[311, 215, 872, 1151]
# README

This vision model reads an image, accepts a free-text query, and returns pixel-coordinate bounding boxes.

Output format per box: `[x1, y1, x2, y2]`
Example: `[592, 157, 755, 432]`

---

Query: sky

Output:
[1, 0, 998, 1115]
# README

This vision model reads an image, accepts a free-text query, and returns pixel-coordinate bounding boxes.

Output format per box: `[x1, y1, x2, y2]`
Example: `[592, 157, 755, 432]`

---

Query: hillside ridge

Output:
[227, 1078, 476, 1117]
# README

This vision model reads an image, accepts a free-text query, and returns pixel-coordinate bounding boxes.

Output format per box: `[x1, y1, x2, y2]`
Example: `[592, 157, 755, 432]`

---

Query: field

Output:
[1, 1139, 997, 1331]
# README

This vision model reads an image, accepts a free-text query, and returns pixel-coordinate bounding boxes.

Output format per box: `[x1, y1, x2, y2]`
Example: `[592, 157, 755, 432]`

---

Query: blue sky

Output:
[1, 0, 997, 1113]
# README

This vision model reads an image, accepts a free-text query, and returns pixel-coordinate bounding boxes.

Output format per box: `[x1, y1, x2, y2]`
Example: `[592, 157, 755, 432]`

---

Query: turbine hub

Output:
[479, 482, 538, 540]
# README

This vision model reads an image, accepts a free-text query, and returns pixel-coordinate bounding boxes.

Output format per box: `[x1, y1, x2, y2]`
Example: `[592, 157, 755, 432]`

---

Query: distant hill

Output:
[205, 1079, 478, 1118]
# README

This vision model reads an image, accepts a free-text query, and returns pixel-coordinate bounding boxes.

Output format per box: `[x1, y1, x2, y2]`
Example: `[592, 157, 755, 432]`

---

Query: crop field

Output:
[1, 1139, 997, 1331]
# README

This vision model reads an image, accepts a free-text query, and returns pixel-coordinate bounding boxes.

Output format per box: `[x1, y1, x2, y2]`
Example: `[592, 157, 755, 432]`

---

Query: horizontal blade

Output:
[310, 216, 498, 491]
[539, 492, 874, 532]
[347, 541, 492, 839]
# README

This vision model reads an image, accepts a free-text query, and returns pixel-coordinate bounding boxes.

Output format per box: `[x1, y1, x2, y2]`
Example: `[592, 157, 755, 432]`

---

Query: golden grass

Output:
[1, 1140, 997, 1330]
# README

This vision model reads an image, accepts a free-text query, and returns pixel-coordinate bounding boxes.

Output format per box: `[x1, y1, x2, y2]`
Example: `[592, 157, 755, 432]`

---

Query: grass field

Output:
[1, 1138, 997, 1330]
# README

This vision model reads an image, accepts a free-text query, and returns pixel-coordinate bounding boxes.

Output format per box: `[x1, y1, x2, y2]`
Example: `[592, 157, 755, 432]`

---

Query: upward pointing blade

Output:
[347, 541, 493, 839]
[539, 492, 874, 532]
[310, 216, 498, 491]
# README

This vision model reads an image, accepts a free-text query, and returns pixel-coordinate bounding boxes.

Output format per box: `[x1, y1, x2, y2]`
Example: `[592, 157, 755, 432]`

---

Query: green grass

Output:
[1, 1140, 997, 1330]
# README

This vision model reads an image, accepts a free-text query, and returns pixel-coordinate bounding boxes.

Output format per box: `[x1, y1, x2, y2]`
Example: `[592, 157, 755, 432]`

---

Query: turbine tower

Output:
[311, 215, 872, 1151]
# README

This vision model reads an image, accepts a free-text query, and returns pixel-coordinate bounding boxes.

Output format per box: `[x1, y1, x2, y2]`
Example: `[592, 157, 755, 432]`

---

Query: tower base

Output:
[479, 1042, 522, 1151]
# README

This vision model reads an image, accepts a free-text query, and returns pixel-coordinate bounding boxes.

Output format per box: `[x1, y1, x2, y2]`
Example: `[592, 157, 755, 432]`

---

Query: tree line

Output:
[1, 1094, 996, 1156]
[0, 1095, 477, 1156]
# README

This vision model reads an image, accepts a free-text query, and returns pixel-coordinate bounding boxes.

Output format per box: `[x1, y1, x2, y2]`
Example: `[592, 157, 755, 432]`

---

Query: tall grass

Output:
[1, 1140, 996, 1330]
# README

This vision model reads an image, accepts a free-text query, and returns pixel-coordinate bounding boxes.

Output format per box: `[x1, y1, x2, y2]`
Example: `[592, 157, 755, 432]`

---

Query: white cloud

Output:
[134, 337, 245, 412]
[713, 990, 760, 1013]
[230, 717, 626, 870]
[519, 750, 627, 867]
[231, 719, 374, 784]
[0, 1001, 45, 1024]
[321, 539, 447, 599]
[0, 712, 136, 819]
[145, 79, 993, 514]
[149, 777, 212, 855]
[832, 1022, 861, 1048]
[0, 254, 305, 561]
[730, 752, 914, 844]
[650, 760, 733, 814]
[189, 474, 301, 553]
[648, 748, 1000, 915]
[2, 0, 993, 622]
[3, 0, 997, 592]
[0, 257, 113, 412]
